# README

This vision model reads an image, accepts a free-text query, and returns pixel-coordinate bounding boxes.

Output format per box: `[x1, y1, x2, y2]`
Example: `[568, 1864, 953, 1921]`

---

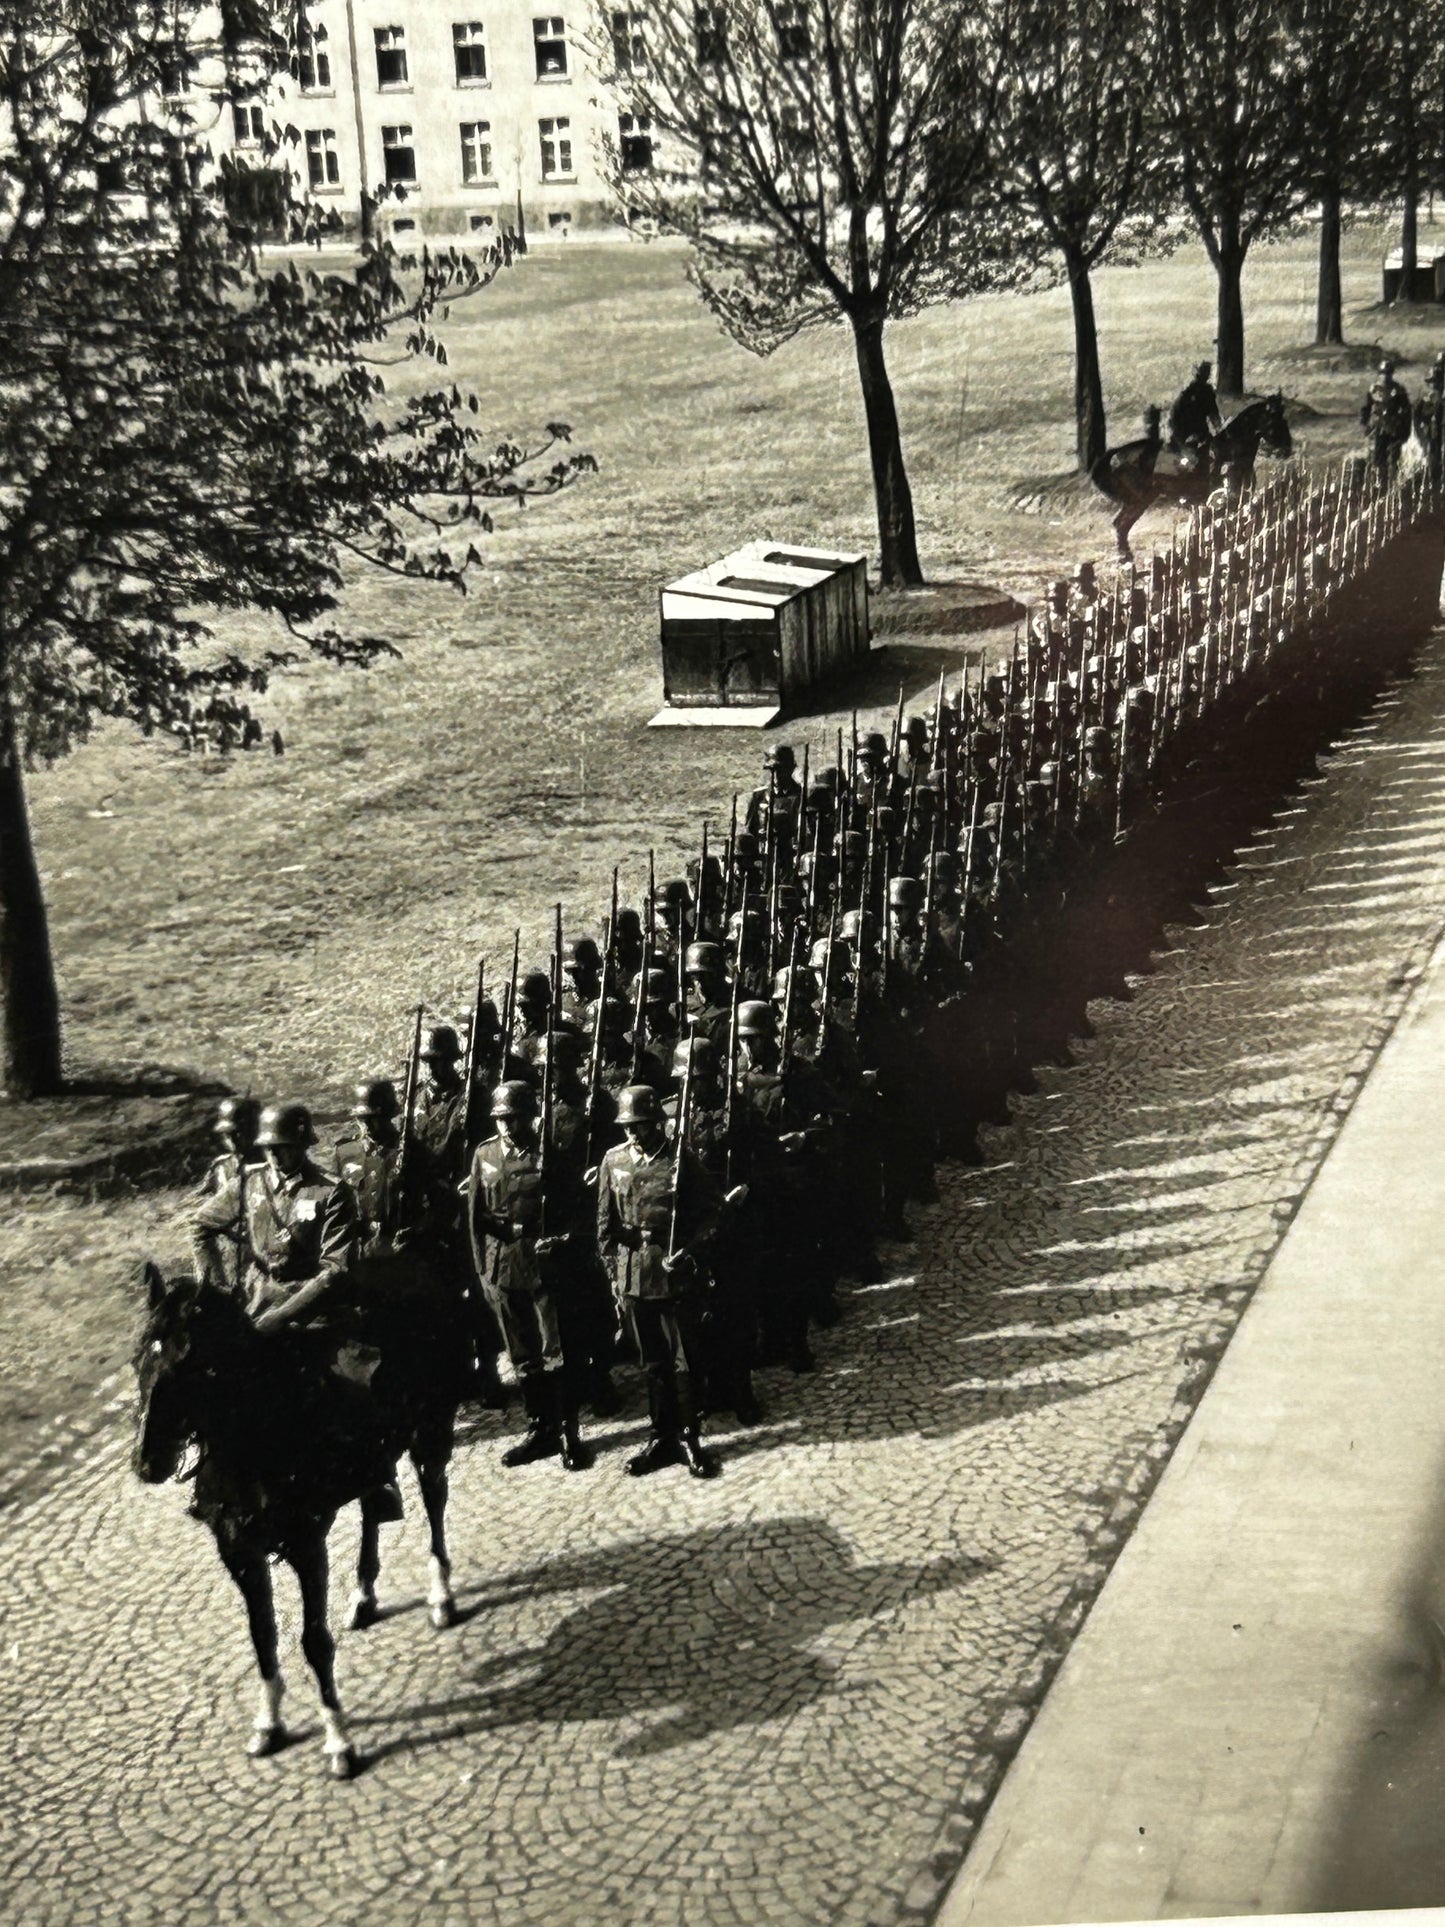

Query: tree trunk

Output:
[1215, 239, 1247, 399]
[0, 701, 64, 1098]
[1066, 249, 1107, 471]
[1316, 183, 1344, 344]
[1402, 175, 1419, 293]
[852, 314, 923, 588]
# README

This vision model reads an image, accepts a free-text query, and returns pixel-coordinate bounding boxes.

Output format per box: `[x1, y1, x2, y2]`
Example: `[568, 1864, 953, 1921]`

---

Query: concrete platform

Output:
[939, 924, 1445, 1923]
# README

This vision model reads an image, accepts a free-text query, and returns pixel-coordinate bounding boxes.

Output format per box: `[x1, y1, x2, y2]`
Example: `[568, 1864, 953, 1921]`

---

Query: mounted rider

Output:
[1168, 361, 1224, 471]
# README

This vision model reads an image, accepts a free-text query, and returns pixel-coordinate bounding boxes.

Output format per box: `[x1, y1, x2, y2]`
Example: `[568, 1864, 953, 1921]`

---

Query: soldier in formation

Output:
[194, 445, 1439, 1480]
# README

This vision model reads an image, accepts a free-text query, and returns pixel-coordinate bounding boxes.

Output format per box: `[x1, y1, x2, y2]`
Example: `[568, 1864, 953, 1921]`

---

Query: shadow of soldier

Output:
[355, 1516, 997, 1763]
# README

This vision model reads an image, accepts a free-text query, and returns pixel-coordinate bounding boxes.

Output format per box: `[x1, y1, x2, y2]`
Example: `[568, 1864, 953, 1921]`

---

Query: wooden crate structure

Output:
[650, 541, 869, 726]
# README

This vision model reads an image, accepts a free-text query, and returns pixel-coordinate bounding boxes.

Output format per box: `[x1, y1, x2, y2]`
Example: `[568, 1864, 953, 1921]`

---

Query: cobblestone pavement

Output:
[8, 634, 1445, 1927]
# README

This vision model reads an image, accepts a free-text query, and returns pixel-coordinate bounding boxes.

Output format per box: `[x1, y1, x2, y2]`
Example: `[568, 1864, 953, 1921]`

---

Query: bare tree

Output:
[596, 0, 1022, 586]
[989, 0, 1167, 470]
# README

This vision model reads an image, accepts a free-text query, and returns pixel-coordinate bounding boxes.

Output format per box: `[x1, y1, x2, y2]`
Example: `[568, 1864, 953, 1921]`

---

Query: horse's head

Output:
[132, 1262, 253, 1484]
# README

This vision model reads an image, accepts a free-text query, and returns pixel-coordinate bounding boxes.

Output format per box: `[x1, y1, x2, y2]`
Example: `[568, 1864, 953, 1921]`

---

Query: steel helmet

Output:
[214, 1095, 261, 1141]
[490, 1080, 537, 1120]
[736, 999, 776, 1036]
[420, 1024, 463, 1064]
[561, 936, 601, 973]
[518, 970, 552, 1009]
[671, 1034, 718, 1080]
[684, 941, 724, 975]
[350, 1078, 399, 1121]
[888, 875, 924, 910]
[772, 964, 819, 1006]
[615, 1084, 662, 1125]
[764, 743, 796, 770]
[255, 1101, 316, 1149]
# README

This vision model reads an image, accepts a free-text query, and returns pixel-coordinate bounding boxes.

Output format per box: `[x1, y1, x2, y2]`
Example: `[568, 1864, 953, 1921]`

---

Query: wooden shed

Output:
[649, 541, 870, 727]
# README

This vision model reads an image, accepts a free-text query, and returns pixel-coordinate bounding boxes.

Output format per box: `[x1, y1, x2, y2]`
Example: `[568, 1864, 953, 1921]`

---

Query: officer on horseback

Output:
[1168, 361, 1223, 470]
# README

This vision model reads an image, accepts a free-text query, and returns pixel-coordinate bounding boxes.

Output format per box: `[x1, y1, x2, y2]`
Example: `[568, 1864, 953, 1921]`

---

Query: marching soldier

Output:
[558, 938, 603, 1026]
[1416, 352, 1445, 486]
[331, 1079, 404, 1254]
[201, 1095, 261, 1196]
[1361, 357, 1412, 480]
[683, 940, 733, 1046]
[595, 1084, 724, 1477]
[746, 743, 804, 854]
[466, 1081, 593, 1472]
[415, 1021, 503, 1405]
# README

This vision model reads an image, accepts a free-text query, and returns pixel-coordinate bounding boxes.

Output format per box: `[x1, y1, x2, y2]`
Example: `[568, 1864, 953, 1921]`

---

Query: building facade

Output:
[186, 2, 660, 241]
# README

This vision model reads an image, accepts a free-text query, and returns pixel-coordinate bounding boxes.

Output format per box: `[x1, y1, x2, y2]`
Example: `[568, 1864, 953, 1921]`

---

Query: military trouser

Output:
[625, 1296, 705, 1438]
[484, 1278, 564, 1382]
[697, 1224, 757, 1417]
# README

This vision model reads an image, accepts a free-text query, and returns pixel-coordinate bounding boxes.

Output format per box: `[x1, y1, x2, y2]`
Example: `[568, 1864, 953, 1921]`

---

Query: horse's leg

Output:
[412, 1407, 458, 1630]
[217, 1538, 287, 1758]
[347, 1495, 382, 1631]
[1112, 503, 1137, 561]
[292, 1533, 358, 1780]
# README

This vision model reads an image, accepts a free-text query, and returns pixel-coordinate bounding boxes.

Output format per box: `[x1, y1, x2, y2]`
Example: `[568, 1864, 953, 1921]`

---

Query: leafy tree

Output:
[597, 0, 1022, 587]
[1155, 0, 1310, 396]
[989, 0, 1166, 470]
[1290, 0, 1393, 343]
[1380, 0, 1445, 296]
[0, 2, 593, 1098]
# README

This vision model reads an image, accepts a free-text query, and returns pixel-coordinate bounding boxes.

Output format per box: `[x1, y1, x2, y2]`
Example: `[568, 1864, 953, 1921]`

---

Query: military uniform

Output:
[596, 1110, 722, 1466]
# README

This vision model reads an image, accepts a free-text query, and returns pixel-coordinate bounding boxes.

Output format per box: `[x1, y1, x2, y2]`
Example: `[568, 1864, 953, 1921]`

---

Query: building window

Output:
[694, 5, 725, 64]
[533, 16, 568, 78]
[159, 50, 191, 97]
[305, 127, 341, 188]
[610, 8, 646, 71]
[779, 100, 810, 158]
[470, 212, 494, 231]
[297, 16, 331, 91]
[382, 124, 417, 184]
[548, 209, 572, 229]
[539, 115, 572, 177]
[453, 21, 488, 82]
[460, 120, 493, 181]
[374, 25, 409, 88]
[232, 98, 266, 147]
[619, 111, 653, 171]
[776, 1, 809, 61]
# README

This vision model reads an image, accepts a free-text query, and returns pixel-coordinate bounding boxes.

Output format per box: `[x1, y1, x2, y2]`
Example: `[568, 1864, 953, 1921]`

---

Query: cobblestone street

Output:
[8, 629, 1445, 1927]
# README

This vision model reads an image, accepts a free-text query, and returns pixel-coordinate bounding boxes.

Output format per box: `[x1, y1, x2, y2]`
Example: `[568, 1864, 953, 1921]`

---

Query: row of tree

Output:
[601, 0, 1445, 583]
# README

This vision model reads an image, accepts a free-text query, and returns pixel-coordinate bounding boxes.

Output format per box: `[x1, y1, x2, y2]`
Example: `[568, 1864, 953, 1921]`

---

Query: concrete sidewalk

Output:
[939, 926, 1445, 1924]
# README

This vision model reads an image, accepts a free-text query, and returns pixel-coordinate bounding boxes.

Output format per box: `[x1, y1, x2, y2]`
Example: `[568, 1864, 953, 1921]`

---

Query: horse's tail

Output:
[1088, 452, 1115, 495]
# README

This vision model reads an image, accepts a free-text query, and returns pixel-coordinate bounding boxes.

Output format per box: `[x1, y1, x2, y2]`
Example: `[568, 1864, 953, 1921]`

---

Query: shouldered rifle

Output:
[722, 884, 746, 1186]
[779, 940, 798, 1082]
[395, 999, 426, 1208]
[958, 783, 982, 959]
[461, 956, 487, 1151]
[500, 930, 520, 1078]
[667, 1029, 694, 1262]
[631, 921, 651, 1081]
[539, 952, 556, 1237]
[721, 793, 739, 932]
[816, 889, 838, 1059]
[921, 810, 941, 986]
[889, 682, 904, 770]
[585, 911, 614, 1164]
[697, 820, 710, 940]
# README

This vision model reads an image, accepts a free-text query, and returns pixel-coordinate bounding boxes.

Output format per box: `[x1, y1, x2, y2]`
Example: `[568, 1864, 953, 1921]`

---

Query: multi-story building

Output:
[179, 3, 660, 241]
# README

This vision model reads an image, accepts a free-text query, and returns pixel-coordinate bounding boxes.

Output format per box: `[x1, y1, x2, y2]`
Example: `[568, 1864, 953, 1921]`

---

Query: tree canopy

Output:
[0, 1, 594, 1095]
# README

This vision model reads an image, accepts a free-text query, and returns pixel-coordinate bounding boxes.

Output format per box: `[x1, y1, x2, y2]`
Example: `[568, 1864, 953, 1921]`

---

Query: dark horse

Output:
[1090, 393, 1294, 559]
[133, 1254, 467, 1778]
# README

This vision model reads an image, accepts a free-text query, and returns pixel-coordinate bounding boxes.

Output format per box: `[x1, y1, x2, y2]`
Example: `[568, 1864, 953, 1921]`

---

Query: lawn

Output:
[5, 212, 1445, 1469]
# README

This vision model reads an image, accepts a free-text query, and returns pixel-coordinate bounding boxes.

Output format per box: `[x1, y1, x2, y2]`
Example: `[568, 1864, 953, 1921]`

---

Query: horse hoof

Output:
[327, 1745, 360, 1782]
[247, 1724, 287, 1760]
[346, 1592, 379, 1632]
[429, 1597, 459, 1631]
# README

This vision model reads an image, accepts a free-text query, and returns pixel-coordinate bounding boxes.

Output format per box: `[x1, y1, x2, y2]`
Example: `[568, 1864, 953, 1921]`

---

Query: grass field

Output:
[6, 213, 1445, 1471]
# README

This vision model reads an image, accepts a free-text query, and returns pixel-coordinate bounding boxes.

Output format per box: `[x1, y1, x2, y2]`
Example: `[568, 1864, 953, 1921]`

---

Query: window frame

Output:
[538, 113, 574, 178]
[453, 20, 489, 84]
[297, 15, 332, 93]
[532, 16, 569, 80]
[304, 127, 342, 190]
[459, 119, 494, 184]
[374, 25, 410, 90]
[381, 122, 418, 185]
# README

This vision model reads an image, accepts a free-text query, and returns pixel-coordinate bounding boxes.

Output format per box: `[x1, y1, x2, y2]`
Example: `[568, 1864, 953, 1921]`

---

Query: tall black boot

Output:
[501, 1376, 561, 1467]
[559, 1368, 594, 1472]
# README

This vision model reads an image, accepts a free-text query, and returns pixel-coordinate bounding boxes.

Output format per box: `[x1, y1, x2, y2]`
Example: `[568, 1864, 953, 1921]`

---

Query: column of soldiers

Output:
[194, 444, 1441, 1483]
